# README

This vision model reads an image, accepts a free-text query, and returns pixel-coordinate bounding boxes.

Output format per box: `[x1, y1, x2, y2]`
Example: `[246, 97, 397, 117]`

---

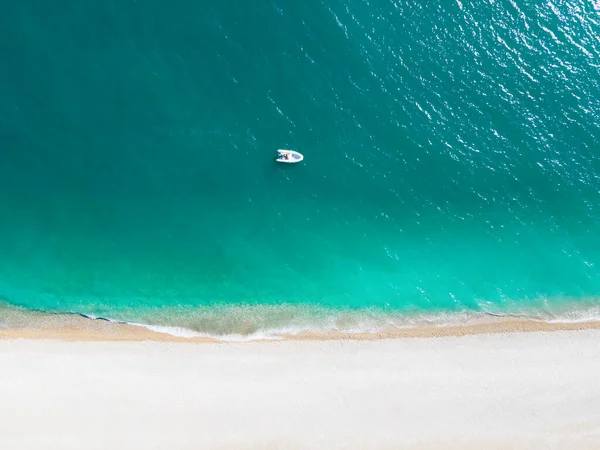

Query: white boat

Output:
[276, 149, 304, 163]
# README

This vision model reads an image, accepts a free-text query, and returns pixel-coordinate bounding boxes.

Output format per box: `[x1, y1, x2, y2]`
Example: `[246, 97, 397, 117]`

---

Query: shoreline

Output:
[2, 310, 600, 342]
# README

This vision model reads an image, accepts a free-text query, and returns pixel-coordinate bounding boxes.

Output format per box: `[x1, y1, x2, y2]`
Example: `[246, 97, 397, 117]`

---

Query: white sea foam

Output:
[129, 323, 207, 339]
[127, 321, 336, 341]
[543, 308, 600, 324]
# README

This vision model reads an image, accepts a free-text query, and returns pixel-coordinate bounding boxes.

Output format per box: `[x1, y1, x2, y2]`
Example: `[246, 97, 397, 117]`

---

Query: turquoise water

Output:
[1, 0, 600, 335]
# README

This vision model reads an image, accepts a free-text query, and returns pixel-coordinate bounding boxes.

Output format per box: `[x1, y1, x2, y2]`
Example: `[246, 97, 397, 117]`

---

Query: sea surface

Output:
[1, 0, 600, 338]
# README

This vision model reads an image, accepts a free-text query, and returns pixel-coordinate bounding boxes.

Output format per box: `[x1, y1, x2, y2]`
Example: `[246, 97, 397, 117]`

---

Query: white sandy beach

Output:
[1, 330, 600, 449]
